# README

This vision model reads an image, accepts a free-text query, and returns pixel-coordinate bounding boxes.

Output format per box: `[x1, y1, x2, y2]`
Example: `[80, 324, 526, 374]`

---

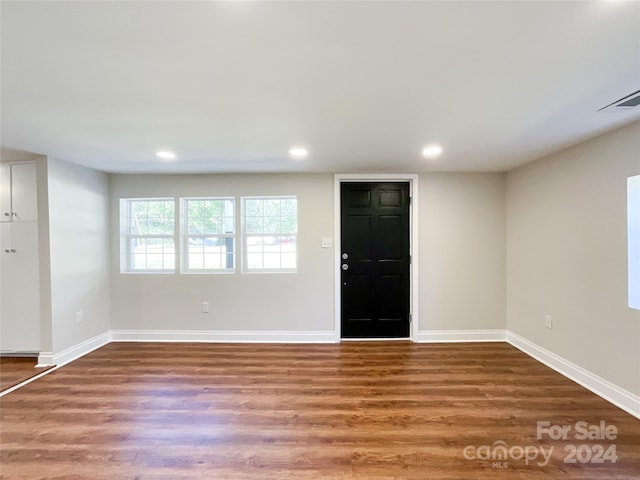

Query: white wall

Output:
[47, 158, 111, 354]
[109, 173, 336, 334]
[36, 158, 53, 354]
[418, 173, 506, 332]
[110, 172, 506, 338]
[506, 120, 640, 396]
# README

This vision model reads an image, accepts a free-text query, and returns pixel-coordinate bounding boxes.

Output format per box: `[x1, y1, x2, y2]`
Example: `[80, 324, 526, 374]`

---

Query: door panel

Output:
[0, 222, 41, 352]
[0, 164, 11, 221]
[341, 182, 410, 338]
[10, 164, 38, 222]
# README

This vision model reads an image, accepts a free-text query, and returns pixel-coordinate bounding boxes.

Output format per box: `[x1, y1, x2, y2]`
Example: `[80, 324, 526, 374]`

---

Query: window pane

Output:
[130, 218, 146, 235]
[122, 198, 176, 273]
[188, 200, 204, 218]
[247, 252, 263, 269]
[148, 201, 167, 218]
[280, 237, 296, 252]
[246, 216, 263, 234]
[204, 217, 223, 234]
[188, 218, 205, 235]
[281, 252, 296, 269]
[148, 217, 166, 234]
[187, 241, 205, 269]
[281, 214, 297, 234]
[188, 237, 234, 270]
[182, 197, 236, 272]
[130, 200, 148, 219]
[264, 199, 281, 217]
[129, 200, 174, 234]
[129, 236, 175, 271]
[242, 196, 297, 271]
[263, 216, 280, 234]
[281, 198, 297, 216]
[145, 238, 163, 269]
[263, 252, 280, 269]
[162, 238, 175, 269]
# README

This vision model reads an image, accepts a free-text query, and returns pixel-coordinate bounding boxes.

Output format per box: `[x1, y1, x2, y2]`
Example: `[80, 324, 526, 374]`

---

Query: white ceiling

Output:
[1, 0, 639, 174]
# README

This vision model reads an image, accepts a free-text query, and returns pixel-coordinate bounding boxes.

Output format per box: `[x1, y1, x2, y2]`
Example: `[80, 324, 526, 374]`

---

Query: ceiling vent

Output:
[599, 90, 640, 112]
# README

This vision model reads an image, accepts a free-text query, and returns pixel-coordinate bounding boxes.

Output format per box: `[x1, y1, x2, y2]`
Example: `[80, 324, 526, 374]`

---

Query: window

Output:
[119, 195, 299, 275]
[121, 198, 175, 272]
[242, 196, 297, 271]
[182, 197, 235, 272]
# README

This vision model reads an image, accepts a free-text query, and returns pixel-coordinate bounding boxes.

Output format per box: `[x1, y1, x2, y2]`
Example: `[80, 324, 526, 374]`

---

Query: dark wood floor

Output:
[1, 342, 638, 479]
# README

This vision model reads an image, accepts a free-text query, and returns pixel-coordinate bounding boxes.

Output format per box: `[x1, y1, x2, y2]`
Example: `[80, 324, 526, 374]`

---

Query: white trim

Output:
[0, 363, 61, 397]
[45, 331, 111, 367]
[507, 331, 640, 420]
[334, 174, 419, 341]
[110, 330, 339, 343]
[36, 352, 54, 367]
[341, 337, 411, 342]
[2, 331, 111, 397]
[417, 329, 507, 343]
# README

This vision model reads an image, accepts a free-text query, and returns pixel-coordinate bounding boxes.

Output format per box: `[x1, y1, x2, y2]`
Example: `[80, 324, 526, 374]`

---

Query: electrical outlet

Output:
[202, 302, 209, 313]
[75, 311, 84, 324]
[544, 314, 552, 330]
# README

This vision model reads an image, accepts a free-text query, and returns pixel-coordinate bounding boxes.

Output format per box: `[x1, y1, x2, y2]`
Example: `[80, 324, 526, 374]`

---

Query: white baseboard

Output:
[39, 331, 111, 368]
[110, 329, 339, 343]
[507, 331, 640, 420]
[36, 352, 54, 367]
[417, 329, 507, 343]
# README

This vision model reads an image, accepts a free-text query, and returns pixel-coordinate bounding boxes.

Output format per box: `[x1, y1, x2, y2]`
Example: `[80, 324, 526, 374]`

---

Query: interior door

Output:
[340, 182, 410, 338]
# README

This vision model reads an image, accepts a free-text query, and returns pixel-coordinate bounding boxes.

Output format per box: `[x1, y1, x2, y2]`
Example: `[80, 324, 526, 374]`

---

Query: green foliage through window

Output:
[121, 196, 298, 273]
[183, 198, 235, 271]
[123, 198, 176, 271]
[242, 196, 297, 271]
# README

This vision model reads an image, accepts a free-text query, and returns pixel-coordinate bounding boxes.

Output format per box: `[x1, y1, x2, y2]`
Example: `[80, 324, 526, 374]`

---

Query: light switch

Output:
[321, 237, 332, 248]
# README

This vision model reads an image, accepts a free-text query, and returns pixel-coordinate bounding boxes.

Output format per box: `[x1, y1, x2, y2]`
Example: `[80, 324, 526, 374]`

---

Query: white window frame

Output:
[181, 197, 236, 274]
[120, 197, 177, 274]
[241, 195, 298, 273]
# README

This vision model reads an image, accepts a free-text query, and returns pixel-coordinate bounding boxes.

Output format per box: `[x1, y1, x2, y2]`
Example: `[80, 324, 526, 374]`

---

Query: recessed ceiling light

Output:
[422, 144, 443, 159]
[289, 147, 308, 159]
[156, 151, 176, 160]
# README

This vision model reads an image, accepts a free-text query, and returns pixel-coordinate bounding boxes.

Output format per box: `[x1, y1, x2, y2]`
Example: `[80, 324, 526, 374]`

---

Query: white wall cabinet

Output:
[0, 162, 38, 222]
[0, 222, 41, 352]
[0, 161, 40, 353]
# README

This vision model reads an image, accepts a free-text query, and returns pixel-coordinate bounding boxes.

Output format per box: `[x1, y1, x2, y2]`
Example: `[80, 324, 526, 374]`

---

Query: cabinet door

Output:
[0, 222, 40, 352]
[0, 164, 11, 222]
[10, 164, 38, 221]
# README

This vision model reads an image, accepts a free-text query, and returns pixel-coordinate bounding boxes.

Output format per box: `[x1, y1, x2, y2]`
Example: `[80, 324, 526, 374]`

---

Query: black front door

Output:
[340, 182, 410, 338]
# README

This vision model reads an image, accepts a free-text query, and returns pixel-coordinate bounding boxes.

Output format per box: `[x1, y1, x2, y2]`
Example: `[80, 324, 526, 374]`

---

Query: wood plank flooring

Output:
[0, 357, 53, 393]
[1, 342, 638, 479]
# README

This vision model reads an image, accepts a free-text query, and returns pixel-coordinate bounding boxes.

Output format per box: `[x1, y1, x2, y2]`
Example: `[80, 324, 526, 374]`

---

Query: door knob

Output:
[342, 253, 348, 260]
[341, 264, 349, 271]
[10, 249, 16, 253]
[4, 249, 9, 253]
